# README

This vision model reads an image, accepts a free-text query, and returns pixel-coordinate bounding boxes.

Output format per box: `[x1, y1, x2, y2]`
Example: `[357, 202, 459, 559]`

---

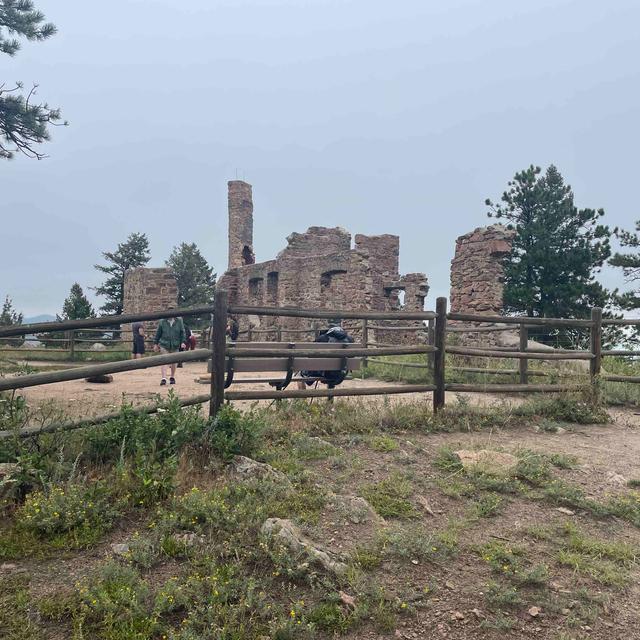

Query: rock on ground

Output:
[261, 517, 347, 575]
[326, 492, 383, 524]
[227, 455, 292, 487]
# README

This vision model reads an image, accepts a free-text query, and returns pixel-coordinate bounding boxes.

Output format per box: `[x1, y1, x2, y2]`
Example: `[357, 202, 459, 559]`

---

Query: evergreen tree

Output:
[62, 283, 95, 320]
[487, 165, 612, 346]
[0, 295, 23, 346]
[1, 0, 66, 159]
[610, 221, 640, 310]
[94, 233, 151, 315]
[166, 242, 215, 329]
[0, 295, 23, 326]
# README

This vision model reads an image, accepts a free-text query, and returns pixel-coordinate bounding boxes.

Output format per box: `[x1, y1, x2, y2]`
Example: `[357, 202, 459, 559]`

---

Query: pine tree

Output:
[166, 242, 215, 328]
[610, 221, 640, 310]
[487, 165, 612, 346]
[62, 283, 95, 320]
[0, 295, 24, 346]
[1, 0, 66, 159]
[0, 295, 23, 326]
[94, 233, 151, 315]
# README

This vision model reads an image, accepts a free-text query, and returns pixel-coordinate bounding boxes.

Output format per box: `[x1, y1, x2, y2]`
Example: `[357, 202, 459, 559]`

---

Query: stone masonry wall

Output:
[122, 267, 178, 343]
[449, 224, 516, 345]
[218, 181, 429, 343]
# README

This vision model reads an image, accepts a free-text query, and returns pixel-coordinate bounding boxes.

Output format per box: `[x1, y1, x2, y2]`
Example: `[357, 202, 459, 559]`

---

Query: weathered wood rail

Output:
[2, 292, 640, 441]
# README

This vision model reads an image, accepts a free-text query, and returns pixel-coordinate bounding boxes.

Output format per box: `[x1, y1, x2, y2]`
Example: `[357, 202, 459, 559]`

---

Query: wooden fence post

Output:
[433, 297, 447, 412]
[519, 324, 528, 385]
[361, 318, 369, 369]
[427, 317, 435, 374]
[68, 330, 75, 360]
[590, 307, 603, 387]
[209, 290, 228, 419]
[247, 327, 252, 343]
[276, 327, 282, 342]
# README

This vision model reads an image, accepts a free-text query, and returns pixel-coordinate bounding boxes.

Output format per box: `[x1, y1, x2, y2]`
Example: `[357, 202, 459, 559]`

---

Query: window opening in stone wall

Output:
[242, 245, 255, 266]
[248, 277, 263, 301]
[266, 272, 279, 306]
[384, 286, 404, 310]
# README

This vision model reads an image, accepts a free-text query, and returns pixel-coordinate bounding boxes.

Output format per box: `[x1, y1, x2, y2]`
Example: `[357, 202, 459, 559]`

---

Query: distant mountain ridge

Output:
[24, 314, 57, 324]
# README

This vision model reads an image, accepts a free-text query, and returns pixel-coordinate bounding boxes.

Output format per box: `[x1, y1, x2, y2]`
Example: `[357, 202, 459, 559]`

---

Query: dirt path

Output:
[18, 361, 518, 420]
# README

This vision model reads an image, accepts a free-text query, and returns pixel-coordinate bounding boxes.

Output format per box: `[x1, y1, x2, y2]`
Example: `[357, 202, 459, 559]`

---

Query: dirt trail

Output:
[18, 361, 518, 420]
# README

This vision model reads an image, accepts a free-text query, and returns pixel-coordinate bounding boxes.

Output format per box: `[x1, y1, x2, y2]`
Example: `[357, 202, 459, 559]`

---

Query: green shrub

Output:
[116, 453, 177, 508]
[76, 562, 155, 636]
[86, 395, 205, 463]
[473, 493, 504, 517]
[15, 481, 118, 536]
[205, 405, 264, 460]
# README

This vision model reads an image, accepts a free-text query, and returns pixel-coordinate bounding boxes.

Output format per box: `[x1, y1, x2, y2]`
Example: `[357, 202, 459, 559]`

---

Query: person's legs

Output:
[160, 347, 169, 384]
[170, 362, 177, 383]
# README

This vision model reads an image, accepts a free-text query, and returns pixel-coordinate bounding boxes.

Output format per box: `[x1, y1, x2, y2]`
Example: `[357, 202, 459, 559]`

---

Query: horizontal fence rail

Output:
[0, 394, 212, 440]
[445, 383, 586, 393]
[0, 304, 216, 338]
[447, 312, 593, 327]
[447, 346, 593, 360]
[5, 293, 640, 439]
[229, 304, 437, 321]
[225, 384, 437, 401]
[0, 349, 210, 392]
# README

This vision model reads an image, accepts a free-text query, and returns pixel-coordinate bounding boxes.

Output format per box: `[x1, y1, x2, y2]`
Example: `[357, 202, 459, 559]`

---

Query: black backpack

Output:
[301, 327, 354, 387]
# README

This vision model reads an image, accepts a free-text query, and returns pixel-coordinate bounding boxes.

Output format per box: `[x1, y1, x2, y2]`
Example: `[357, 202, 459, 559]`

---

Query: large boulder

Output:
[261, 517, 347, 575]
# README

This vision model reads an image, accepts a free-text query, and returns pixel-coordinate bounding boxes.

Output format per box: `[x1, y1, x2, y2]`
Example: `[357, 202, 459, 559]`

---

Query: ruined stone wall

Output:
[219, 181, 429, 344]
[228, 180, 254, 271]
[449, 224, 516, 345]
[122, 267, 178, 342]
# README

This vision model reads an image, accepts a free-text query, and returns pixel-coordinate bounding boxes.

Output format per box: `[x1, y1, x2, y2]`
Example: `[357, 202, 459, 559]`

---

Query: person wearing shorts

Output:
[153, 316, 186, 385]
[131, 322, 146, 359]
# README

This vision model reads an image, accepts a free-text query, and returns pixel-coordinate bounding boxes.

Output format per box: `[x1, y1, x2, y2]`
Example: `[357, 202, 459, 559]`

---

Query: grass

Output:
[0, 574, 42, 640]
[1, 385, 637, 639]
[360, 474, 419, 519]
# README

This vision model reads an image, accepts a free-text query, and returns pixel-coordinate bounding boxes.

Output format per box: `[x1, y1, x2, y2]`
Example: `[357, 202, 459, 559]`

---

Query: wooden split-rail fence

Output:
[0, 293, 639, 440]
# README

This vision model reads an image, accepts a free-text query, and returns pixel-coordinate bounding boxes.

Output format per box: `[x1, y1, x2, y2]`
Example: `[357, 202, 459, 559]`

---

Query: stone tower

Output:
[449, 224, 515, 315]
[227, 180, 255, 270]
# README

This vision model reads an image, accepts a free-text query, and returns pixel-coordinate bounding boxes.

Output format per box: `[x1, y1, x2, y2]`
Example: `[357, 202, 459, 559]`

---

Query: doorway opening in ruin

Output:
[242, 245, 255, 266]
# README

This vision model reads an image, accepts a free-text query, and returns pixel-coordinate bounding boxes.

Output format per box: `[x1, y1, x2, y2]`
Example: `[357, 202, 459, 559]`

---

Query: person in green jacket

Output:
[154, 316, 186, 385]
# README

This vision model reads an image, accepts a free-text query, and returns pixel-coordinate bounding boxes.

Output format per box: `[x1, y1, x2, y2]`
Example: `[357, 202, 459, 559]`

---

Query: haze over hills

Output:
[23, 314, 57, 325]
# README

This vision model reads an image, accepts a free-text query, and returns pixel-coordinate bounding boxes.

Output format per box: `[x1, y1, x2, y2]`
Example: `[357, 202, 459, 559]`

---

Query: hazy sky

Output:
[2, 0, 639, 316]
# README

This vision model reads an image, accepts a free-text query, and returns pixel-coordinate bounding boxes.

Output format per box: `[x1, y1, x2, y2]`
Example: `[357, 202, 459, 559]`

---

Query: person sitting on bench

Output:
[298, 325, 354, 389]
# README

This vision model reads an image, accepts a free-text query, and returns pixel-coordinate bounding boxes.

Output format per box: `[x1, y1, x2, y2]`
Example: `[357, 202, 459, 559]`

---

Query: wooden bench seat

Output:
[208, 342, 362, 390]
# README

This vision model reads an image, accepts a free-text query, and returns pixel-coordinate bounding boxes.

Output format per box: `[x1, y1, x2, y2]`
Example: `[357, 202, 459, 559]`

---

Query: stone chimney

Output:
[228, 180, 255, 270]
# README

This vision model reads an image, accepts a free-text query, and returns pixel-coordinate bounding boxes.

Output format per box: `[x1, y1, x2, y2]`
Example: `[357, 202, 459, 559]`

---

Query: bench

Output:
[206, 341, 362, 391]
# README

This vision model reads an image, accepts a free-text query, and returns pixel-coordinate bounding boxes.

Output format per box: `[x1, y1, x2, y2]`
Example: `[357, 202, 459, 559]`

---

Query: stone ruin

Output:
[120, 180, 518, 347]
[122, 267, 178, 342]
[449, 224, 517, 345]
[217, 180, 429, 341]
